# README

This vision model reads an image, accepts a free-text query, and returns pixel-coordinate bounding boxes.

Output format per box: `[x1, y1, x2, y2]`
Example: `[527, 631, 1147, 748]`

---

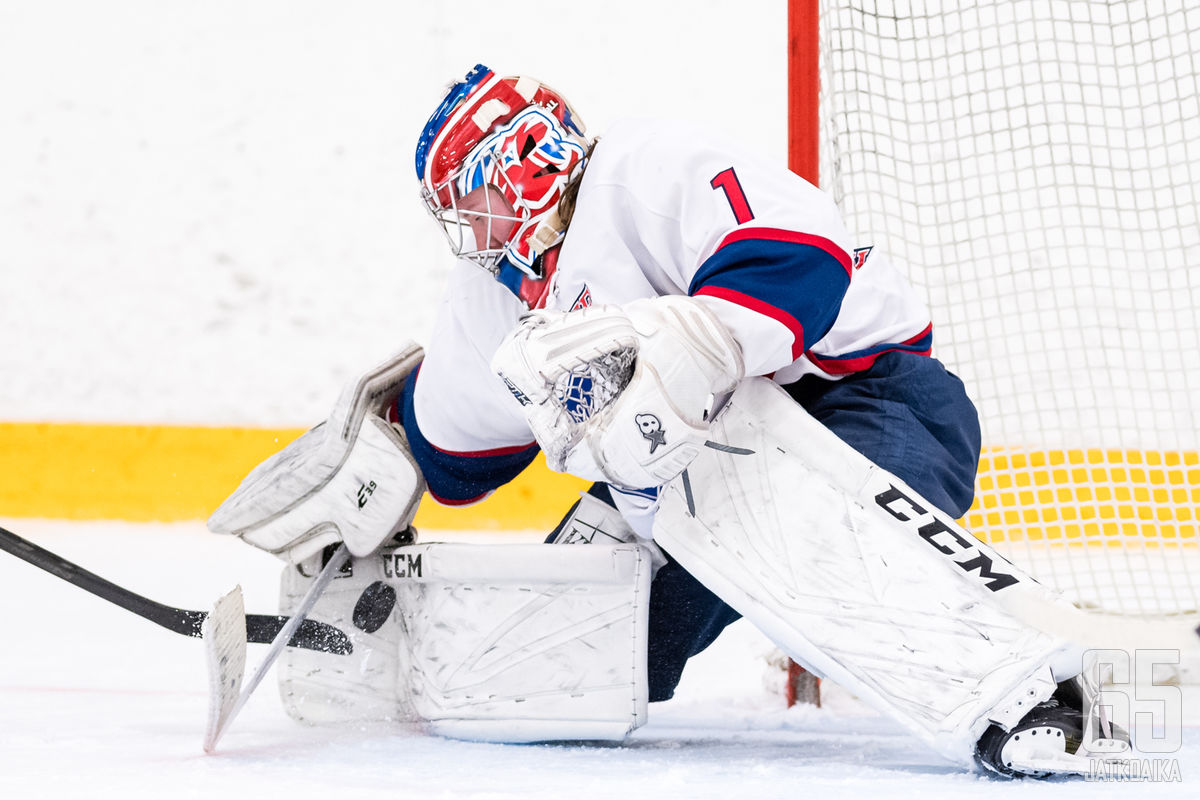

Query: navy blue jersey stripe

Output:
[690, 234, 851, 353]
[398, 372, 539, 505]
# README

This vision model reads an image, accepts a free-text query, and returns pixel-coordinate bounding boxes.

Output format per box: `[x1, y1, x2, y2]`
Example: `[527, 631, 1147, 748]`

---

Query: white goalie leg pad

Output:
[278, 540, 654, 743]
[208, 344, 426, 563]
[278, 544, 416, 725]
[394, 541, 652, 743]
[652, 378, 1086, 765]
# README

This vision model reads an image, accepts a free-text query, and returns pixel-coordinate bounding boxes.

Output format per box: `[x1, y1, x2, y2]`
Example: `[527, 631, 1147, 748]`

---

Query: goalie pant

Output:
[397, 347, 982, 704]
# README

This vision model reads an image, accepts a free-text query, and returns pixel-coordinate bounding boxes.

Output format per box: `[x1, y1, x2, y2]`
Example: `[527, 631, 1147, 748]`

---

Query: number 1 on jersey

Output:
[710, 167, 754, 224]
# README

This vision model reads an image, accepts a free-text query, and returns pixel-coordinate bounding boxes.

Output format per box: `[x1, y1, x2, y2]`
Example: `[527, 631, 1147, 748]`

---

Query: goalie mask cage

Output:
[790, 0, 1200, 623]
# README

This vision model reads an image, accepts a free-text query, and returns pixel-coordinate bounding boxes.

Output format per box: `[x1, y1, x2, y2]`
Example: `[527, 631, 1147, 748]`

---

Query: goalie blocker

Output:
[208, 344, 427, 564]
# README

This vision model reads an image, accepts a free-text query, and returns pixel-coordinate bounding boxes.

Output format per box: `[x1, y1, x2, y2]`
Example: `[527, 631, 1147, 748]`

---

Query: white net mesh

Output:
[817, 0, 1200, 616]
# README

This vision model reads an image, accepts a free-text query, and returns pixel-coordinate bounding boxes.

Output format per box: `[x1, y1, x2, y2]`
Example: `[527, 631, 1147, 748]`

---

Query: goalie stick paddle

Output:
[203, 543, 351, 753]
[202, 585, 247, 752]
[0, 524, 352, 655]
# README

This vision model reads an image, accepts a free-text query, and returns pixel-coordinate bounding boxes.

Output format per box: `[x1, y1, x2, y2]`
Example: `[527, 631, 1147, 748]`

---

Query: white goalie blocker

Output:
[278, 537, 654, 743]
[207, 344, 426, 563]
[652, 378, 1094, 766]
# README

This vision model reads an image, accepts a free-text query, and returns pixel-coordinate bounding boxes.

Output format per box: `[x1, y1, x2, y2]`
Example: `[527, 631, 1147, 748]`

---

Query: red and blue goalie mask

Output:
[416, 65, 589, 281]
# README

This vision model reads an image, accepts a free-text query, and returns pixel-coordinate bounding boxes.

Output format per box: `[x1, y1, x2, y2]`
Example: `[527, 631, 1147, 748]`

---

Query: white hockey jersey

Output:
[401, 118, 932, 508]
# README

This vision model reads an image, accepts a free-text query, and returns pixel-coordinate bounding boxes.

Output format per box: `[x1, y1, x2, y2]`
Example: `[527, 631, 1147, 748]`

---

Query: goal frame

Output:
[782, 0, 1200, 702]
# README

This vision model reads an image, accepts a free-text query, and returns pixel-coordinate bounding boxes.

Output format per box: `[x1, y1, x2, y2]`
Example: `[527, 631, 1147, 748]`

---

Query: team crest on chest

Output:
[571, 284, 593, 310]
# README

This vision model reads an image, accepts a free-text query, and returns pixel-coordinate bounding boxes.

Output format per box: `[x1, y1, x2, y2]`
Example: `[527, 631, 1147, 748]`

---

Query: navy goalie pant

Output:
[634, 350, 982, 702]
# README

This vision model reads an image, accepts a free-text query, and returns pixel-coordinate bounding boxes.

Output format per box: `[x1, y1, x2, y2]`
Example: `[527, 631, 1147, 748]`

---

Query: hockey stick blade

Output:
[0, 524, 352, 655]
[204, 544, 350, 753]
[203, 585, 248, 752]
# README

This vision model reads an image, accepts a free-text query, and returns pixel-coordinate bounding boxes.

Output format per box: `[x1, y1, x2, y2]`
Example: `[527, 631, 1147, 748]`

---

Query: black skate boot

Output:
[974, 679, 1130, 778]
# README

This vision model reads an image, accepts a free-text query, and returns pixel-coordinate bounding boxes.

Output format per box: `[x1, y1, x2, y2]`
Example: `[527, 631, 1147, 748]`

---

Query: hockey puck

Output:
[352, 581, 397, 633]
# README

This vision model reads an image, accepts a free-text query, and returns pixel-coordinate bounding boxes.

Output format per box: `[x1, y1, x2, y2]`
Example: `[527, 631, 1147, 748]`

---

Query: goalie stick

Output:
[0, 524, 352, 655]
[203, 544, 350, 752]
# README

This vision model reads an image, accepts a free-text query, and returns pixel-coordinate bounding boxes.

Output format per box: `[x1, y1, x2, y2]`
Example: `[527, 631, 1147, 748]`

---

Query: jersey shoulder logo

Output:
[852, 246, 874, 271]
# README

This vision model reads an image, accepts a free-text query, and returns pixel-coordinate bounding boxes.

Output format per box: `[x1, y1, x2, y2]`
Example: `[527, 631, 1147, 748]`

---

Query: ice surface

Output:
[1, 521, 1197, 798]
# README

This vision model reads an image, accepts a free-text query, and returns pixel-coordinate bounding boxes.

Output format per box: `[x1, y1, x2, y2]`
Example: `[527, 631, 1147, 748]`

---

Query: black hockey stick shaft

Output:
[0, 524, 351, 655]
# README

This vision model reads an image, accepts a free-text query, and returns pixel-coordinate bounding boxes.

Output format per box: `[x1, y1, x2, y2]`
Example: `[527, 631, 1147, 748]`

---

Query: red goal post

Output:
[785, 0, 822, 708]
[788, 0, 821, 183]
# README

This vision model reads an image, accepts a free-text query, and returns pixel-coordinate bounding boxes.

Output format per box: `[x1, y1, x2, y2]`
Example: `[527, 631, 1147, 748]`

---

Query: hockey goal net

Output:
[794, 0, 1200, 627]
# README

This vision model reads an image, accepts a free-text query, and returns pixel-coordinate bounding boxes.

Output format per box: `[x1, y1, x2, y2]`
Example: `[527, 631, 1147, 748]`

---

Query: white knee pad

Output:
[549, 489, 667, 572]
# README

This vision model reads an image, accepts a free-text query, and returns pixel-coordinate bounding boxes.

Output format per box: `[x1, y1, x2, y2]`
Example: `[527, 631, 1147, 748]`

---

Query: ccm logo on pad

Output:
[875, 485, 1019, 592]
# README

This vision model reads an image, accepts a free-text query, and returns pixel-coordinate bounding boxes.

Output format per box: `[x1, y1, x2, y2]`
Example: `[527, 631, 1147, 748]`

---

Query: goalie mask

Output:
[415, 64, 589, 280]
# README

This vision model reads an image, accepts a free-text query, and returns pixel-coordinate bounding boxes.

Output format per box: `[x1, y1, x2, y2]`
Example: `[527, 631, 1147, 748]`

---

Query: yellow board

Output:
[0, 422, 589, 529]
[1, 423, 1197, 542]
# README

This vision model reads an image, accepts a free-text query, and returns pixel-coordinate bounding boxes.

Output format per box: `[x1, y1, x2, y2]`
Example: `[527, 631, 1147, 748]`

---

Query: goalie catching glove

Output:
[491, 296, 744, 490]
[208, 344, 427, 564]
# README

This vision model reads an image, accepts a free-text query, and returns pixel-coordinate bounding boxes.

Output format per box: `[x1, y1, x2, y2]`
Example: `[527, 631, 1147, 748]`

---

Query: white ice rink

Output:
[1, 520, 1197, 798]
